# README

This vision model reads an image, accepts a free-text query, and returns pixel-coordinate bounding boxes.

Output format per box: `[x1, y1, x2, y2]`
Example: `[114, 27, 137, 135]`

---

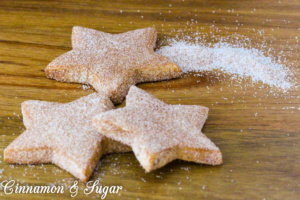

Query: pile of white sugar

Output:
[157, 40, 295, 90]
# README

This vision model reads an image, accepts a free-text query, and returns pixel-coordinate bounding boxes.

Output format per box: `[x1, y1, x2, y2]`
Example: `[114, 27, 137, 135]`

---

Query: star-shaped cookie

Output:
[93, 86, 222, 172]
[45, 26, 181, 103]
[4, 93, 130, 182]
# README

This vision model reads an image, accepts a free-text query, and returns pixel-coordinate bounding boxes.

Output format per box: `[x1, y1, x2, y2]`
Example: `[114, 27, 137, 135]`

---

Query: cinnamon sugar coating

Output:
[45, 27, 181, 103]
[4, 93, 130, 182]
[93, 86, 222, 172]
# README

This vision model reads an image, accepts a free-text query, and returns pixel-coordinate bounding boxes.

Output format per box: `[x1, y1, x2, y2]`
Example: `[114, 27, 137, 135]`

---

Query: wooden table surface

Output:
[0, 0, 299, 199]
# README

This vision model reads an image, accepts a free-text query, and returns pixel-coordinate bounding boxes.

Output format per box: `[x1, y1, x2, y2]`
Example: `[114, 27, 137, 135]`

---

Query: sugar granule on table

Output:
[157, 39, 296, 90]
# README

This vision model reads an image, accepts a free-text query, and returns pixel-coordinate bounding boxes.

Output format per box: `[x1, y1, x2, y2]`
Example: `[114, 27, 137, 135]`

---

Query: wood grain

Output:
[0, 0, 299, 199]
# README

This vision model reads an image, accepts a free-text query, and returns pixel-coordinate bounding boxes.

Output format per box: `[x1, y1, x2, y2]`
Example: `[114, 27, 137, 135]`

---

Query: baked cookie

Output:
[4, 93, 130, 182]
[45, 27, 181, 103]
[93, 86, 222, 172]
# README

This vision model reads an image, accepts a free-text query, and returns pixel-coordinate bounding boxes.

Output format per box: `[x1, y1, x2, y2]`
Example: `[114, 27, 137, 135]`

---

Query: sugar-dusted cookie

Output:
[93, 86, 222, 172]
[45, 27, 181, 103]
[4, 93, 130, 182]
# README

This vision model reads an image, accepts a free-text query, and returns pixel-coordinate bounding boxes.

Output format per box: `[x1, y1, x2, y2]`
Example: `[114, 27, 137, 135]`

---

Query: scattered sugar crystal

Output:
[157, 39, 296, 91]
[82, 84, 90, 90]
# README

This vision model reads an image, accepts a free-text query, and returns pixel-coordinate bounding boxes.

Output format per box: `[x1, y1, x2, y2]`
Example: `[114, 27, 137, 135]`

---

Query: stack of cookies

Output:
[4, 27, 222, 182]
